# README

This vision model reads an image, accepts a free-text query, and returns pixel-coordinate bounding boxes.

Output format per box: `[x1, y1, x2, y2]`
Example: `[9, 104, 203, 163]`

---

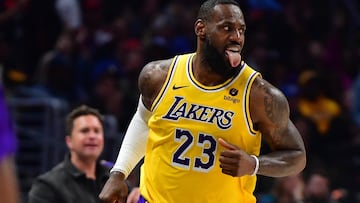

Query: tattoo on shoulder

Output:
[257, 80, 289, 124]
[264, 87, 276, 122]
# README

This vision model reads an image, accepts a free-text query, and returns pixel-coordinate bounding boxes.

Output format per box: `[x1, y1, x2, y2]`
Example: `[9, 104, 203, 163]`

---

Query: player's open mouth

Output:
[85, 144, 98, 148]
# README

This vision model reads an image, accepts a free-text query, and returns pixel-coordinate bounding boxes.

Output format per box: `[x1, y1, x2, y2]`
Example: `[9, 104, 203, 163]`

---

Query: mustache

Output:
[227, 41, 242, 46]
[225, 42, 242, 51]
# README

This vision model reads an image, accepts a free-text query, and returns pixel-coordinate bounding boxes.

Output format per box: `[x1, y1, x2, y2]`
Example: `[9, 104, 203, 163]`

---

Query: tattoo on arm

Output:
[251, 79, 306, 176]
[264, 87, 288, 124]
[264, 88, 275, 122]
[258, 80, 290, 131]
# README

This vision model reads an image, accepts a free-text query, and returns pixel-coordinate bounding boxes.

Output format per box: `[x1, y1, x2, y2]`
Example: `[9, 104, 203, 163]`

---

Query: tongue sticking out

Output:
[226, 50, 241, 68]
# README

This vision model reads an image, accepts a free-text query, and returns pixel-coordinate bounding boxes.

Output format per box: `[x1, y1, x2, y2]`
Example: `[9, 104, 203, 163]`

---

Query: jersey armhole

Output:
[150, 56, 180, 111]
[244, 72, 262, 135]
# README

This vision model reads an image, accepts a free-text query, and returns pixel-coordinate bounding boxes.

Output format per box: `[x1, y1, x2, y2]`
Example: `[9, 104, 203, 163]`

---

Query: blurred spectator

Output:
[296, 70, 354, 188]
[352, 72, 360, 128]
[297, 70, 350, 147]
[28, 105, 109, 203]
[304, 171, 332, 203]
[0, 74, 19, 203]
[303, 169, 351, 203]
[0, 0, 27, 24]
[21, 0, 63, 79]
[0, 0, 30, 86]
[32, 31, 86, 105]
[297, 71, 341, 135]
[86, 58, 139, 132]
[247, 0, 282, 12]
[78, 0, 113, 59]
[258, 173, 305, 203]
[55, 0, 82, 32]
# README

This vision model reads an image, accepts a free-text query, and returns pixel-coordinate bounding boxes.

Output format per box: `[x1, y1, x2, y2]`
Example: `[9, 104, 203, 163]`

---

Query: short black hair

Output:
[197, 0, 240, 21]
[65, 105, 104, 136]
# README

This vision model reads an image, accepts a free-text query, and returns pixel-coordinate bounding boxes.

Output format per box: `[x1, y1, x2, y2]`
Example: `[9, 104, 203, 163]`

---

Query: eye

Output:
[224, 25, 230, 31]
[81, 128, 89, 133]
[94, 128, 103, 134]
[239, 28, 245, 34]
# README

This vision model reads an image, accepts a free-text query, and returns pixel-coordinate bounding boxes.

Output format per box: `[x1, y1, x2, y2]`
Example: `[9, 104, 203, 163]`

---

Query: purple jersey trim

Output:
[138, 195, 146, 203]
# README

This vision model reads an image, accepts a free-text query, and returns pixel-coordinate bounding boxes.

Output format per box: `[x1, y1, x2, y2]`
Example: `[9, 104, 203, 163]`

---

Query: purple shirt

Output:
[0, 85, 17, 163]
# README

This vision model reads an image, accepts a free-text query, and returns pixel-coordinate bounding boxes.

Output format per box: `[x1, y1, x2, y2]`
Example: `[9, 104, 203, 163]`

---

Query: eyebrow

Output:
[219, 19, 246, 27]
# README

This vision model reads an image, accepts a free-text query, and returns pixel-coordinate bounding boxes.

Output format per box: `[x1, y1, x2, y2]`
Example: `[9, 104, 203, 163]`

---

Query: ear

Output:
[195, 19, 206, 39]
[65, 135, 72, 149]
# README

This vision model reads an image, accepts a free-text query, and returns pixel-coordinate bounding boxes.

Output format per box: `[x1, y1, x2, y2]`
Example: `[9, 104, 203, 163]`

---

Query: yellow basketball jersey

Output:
[140, 53, 262, 203]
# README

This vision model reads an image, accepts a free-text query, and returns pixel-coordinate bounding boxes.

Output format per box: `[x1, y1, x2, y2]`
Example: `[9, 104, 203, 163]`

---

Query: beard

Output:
[202, 37, 240, 78]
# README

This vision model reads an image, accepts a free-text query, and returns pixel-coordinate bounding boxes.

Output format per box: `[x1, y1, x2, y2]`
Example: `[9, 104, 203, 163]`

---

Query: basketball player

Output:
[100, 0, 306, 202]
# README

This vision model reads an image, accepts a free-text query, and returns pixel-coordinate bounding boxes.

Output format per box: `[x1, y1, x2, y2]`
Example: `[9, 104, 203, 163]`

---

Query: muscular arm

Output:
[250, 77, 306, 177]
[100, 58, 173, 202]
[109, 59, 173, 176]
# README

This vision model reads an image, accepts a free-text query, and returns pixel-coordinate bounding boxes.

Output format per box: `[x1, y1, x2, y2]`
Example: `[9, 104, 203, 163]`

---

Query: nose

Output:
[88, 130, 100, 139]
[236, 29, 241, 38]
[229, 29, 244, 45]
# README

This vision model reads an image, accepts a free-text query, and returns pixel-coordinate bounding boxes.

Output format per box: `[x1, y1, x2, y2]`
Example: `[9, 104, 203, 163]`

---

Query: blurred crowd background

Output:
[0, 0, 359, 202]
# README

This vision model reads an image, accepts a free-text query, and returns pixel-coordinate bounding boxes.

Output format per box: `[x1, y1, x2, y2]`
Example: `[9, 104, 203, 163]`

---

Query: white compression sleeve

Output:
[110, 96, 151, 178]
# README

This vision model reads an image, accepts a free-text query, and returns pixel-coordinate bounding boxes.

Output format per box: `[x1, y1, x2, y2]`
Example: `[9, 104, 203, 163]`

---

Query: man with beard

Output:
[99, 0, 306, 202]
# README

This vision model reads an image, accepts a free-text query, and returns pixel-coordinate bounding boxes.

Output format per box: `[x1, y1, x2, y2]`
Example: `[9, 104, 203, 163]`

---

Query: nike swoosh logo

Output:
[172, 85, 188, 90]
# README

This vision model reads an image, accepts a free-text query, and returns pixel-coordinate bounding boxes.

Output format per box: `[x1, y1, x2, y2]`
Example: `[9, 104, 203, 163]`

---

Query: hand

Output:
[218, 138, 256, 177]
[99, 171, 128, 203]
[126, 187, 140, 203]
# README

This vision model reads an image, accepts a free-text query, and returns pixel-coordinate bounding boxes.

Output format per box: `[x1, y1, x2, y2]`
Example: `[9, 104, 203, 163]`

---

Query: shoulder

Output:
[33, 162, 67, 186]
[139, 58, 173, 85]
[250, 76, 289, 126]
[251, 77, 288, 103]
[28, 163, 66, 200]
[138, 58, 175, 109]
